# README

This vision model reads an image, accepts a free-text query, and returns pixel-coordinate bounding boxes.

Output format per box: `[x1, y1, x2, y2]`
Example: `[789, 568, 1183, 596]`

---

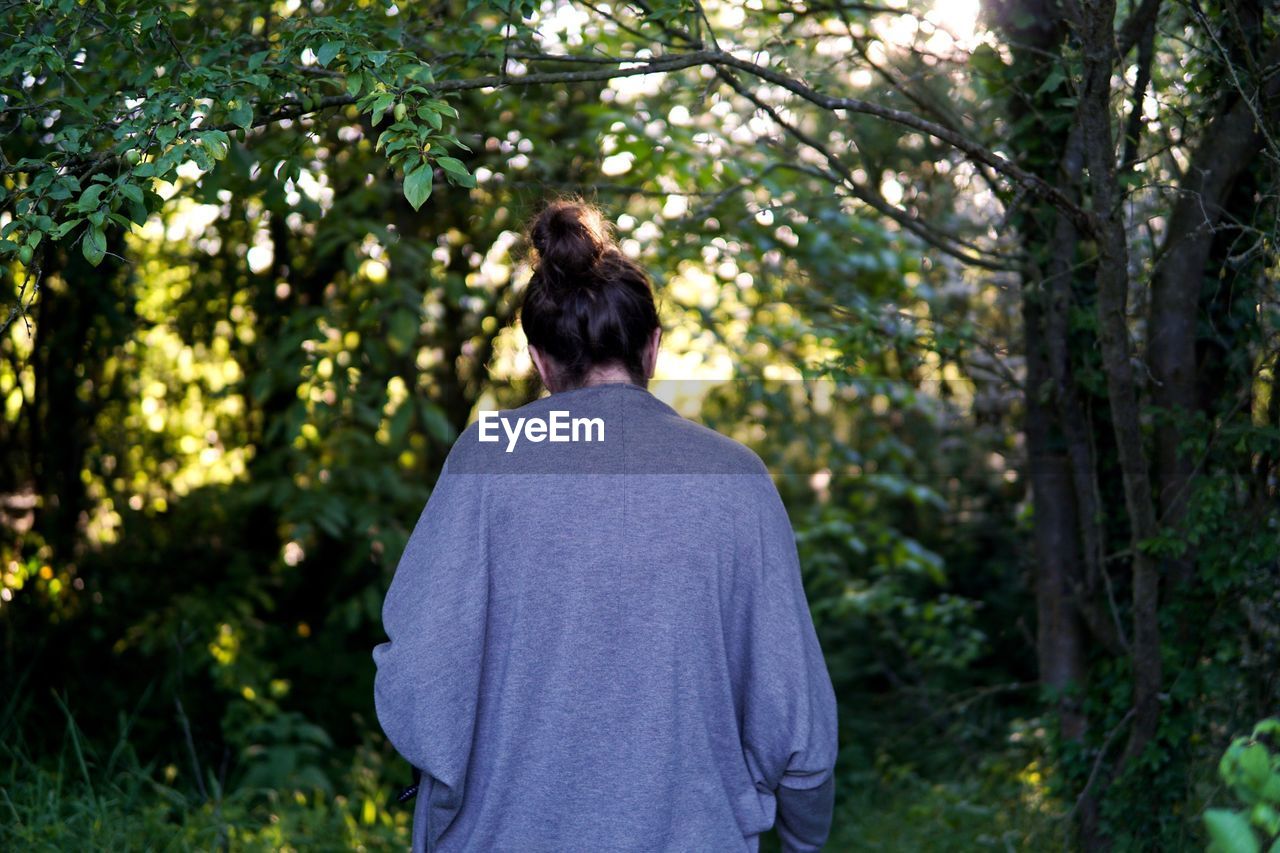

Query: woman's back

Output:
[372, 199, 838, 852]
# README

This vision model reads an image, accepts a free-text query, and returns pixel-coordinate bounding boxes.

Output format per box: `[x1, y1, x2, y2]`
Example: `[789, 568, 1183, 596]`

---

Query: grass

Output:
[2, 692, 409, 852]
[2, 697, 1062, 851]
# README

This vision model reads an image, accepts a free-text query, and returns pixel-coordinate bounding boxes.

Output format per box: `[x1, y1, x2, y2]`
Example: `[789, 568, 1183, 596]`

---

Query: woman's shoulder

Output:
[644, 410, 771, 476]
[437, 388, 776, 480]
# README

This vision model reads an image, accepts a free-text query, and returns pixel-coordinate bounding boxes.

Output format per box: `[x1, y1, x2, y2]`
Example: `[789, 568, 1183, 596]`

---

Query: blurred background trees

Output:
[2, 0, 1277, 849]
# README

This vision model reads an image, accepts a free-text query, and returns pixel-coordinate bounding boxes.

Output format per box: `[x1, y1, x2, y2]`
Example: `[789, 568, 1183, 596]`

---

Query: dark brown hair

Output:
[519, 198, 660, 389]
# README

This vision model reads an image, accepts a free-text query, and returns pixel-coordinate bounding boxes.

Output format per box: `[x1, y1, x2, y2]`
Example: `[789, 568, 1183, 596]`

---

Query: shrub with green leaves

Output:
[1205, 719, 1280, 853]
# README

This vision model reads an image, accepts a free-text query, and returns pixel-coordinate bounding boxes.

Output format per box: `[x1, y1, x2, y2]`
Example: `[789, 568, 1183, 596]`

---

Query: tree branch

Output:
[715, 68, 1020, 270]
[1116, 0, 1162, 57]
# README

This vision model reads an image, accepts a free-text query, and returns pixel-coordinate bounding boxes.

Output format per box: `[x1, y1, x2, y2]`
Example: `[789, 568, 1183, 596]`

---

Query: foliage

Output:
[0, 0, 475, 283]
[0, 699, 411, 851]
[3, 691, 1062, 852]
[1204, 719, 1280, 853]
[2, 0, 1278, 850]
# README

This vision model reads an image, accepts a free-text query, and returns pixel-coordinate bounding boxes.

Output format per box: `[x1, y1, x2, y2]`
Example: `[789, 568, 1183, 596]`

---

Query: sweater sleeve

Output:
[372, 456, 488, 850]
[734, 473, 839, 852]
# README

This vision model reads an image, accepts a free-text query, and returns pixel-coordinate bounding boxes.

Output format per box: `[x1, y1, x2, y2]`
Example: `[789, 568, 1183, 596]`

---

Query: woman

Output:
[372, 199, 839, 852]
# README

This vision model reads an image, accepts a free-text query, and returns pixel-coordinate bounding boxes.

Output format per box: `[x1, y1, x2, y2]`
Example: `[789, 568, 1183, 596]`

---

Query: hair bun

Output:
[530, 200, 610, 289]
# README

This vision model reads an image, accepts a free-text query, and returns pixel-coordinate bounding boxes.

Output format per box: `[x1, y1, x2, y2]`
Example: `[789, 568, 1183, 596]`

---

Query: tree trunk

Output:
[1076, 0, 1164, 767]
[29, 228, 131, 562]
[1148, 38, 1280, 590]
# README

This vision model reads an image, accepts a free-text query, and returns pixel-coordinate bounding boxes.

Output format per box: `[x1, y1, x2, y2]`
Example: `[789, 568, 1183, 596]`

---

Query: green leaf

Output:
[1252, 803, 1280, 837]
[384, 138, 413, 156]
[200, 131, 231, 161]
[403, 161, 433, 211]
[368, 92, 395, 125]
[317, 41, 342, 68]
[229, 100, 253, 130]
[48, 177, 76, 201]
[405, 63, 435, 83]
[1035, 66, 1067, 97]
[126, 198, 148, 226]
[1205, 809, 1261, 853]
[77, 184, 105, 211]
[51, 218, 80, 239]
[82, 225, 107, 266]
[1254, 720, 1280, 738]
[388, 403, 413, 445]
[430, 133, 472, 152]
[422, 98, 457, 118]
[419, 400, 457, 444]
[387, 308, 419, 353]
[1241, 745, 1271, 786]
[436, 156, 475, 187]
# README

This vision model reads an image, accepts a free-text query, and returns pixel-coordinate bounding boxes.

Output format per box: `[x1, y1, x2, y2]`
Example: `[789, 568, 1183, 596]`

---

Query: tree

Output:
[4, 0, 1278, 847]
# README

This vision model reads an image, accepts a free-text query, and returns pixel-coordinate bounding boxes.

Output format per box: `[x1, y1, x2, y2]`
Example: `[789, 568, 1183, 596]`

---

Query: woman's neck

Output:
[580, 363, 635, 387]
[547, 363, 644, 393]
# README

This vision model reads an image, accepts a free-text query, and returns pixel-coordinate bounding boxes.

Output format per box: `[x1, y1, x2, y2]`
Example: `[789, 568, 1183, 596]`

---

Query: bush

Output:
[1204, 718, 1280, 853]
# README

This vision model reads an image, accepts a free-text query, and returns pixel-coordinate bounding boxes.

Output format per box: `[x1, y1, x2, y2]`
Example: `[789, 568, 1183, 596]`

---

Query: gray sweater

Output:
[373, 382, 839, 852]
